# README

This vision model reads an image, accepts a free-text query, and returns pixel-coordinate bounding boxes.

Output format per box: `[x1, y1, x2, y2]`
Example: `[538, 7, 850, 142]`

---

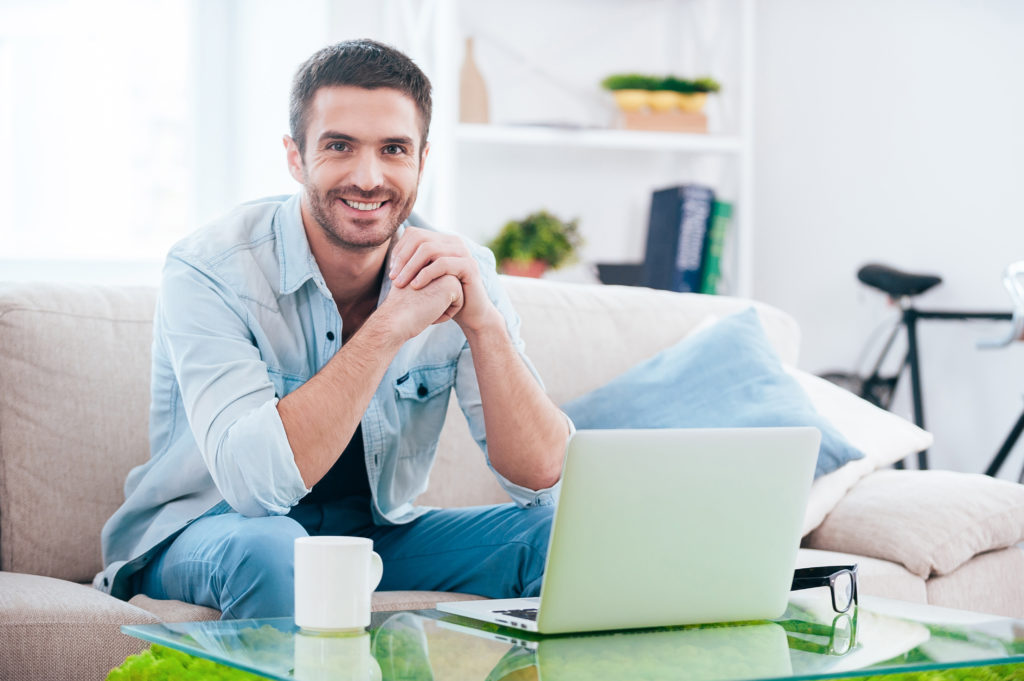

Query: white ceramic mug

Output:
[293, 630, 381, 681]
[294, 536, 383, 632]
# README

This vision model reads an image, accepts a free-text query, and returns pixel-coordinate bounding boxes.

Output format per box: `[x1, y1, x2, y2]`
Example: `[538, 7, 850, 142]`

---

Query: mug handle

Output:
[368, 551, 383, 592]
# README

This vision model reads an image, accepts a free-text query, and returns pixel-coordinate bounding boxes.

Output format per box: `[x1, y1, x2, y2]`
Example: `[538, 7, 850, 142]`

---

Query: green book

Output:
[699, 201, 733, 295]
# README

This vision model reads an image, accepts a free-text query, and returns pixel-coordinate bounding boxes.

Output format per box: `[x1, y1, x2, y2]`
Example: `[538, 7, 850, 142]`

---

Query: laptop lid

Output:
[535, 426, 819, 634]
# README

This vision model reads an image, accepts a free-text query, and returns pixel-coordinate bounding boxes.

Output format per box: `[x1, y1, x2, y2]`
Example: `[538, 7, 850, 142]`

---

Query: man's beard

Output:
[306, 182, 417, 252]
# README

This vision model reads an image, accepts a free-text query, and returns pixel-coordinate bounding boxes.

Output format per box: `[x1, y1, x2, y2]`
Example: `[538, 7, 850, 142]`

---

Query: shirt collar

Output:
[276, 193, 325, 297]
[275, 192, 407, 304]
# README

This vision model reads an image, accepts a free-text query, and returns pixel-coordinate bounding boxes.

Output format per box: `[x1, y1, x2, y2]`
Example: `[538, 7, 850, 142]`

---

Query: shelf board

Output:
[455, 123, 744, 153]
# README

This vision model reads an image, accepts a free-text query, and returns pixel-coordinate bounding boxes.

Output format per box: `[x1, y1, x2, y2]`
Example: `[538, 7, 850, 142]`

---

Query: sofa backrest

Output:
[0, 283, 156, 583]
[0, 279, 799, 583]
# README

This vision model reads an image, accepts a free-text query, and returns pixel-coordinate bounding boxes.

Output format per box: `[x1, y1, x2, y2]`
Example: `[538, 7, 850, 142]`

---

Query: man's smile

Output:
[341, 198, 387, 212]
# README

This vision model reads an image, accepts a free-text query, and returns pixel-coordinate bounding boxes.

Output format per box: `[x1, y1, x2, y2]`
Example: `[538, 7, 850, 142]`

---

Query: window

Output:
[0, 0, 193, 263]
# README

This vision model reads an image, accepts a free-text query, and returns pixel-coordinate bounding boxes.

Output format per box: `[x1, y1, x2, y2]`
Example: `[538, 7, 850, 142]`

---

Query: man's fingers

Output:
[392, 241, 444, 288]
[390, 231, 471, 288]
[430, 275, 464, 324]
[389, 227, 438, 285]
[408, 257, 472, 290]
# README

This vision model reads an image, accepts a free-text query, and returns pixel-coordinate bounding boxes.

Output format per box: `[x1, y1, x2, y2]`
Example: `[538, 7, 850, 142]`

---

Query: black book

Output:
[642, 184, 716, 292]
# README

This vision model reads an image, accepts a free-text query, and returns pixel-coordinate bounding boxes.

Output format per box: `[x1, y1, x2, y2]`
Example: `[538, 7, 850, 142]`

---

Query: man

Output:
[96, 39, 572, 619]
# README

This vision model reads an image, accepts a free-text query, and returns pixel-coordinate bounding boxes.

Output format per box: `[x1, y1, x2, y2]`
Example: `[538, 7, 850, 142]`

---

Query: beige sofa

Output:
[2, 278, 1023, 681]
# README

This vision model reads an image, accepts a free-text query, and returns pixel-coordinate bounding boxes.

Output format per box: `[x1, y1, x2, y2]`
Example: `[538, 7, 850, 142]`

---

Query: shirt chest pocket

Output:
[392, 362, 458, 460]
[394, 363, 458, 402]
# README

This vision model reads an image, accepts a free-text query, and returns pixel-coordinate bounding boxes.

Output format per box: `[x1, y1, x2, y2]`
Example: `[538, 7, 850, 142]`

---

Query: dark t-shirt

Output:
[298, 423, 371, 505]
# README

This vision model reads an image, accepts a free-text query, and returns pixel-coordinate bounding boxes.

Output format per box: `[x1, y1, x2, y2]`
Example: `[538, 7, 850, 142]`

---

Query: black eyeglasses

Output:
[791, 565, 859, 613]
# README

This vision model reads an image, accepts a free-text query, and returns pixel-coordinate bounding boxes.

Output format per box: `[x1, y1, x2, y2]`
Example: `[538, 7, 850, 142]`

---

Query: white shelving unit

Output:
[392, 0, 755, 297]
[456, 124, 745, 154]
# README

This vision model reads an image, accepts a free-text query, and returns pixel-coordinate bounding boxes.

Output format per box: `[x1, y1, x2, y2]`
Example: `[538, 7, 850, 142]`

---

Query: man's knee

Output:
[196, 513, 307, 618]
[221, 515, 305, 575]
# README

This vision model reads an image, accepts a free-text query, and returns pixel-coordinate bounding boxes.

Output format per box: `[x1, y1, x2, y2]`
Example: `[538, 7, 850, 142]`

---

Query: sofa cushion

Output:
[560, 308, 864, 478]
[0, 571, 159, 681]
[925, 545, 1024, 617]
[0, 284, 157, 582]
[804, 470, 1024, 578]
[128, 593, 221, 623]
[791, 368, 934, 535]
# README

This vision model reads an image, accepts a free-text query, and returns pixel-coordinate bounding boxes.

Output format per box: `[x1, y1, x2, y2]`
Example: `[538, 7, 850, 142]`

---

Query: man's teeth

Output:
[343, 199, 383, 211]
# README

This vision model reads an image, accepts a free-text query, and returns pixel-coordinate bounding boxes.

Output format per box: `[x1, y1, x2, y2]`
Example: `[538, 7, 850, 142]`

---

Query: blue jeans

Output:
[136, 497, 554, 620]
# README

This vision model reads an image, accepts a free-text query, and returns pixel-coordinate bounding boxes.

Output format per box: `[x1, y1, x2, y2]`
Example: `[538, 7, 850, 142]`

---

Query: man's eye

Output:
[328, 142, 350, 152]
[383, 144, 406, 155]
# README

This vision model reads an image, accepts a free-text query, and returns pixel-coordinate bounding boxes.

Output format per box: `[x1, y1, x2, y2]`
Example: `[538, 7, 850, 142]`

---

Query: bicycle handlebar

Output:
[977, 261, 1024, 350]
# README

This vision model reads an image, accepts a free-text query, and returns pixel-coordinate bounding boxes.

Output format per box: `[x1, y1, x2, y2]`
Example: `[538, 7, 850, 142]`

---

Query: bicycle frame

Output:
[864, 305, 1012, 470]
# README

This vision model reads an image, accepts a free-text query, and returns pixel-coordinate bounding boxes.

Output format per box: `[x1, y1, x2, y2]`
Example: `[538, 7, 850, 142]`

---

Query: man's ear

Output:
[418, 141, 430, 180]
[284, 135, 306, 184]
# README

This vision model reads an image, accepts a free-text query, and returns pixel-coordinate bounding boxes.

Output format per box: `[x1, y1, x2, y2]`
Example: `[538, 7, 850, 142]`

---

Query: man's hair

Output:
[289, 39, 432, 158]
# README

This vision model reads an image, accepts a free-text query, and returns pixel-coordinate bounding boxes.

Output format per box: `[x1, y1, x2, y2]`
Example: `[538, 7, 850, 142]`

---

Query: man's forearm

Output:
[463, 311, 570, 491]
[278, 315, 404, 488]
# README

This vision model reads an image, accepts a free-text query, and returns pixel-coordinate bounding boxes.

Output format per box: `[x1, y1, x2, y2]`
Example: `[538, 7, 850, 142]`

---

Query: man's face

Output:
[286, 86, 428, 252]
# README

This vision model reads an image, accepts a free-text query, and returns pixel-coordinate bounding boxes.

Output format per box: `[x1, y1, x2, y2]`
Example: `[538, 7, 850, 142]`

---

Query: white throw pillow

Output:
[788, 366, 933, 535]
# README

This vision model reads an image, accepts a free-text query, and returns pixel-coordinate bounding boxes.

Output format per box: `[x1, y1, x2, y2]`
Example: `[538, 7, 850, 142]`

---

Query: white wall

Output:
[753, 0, 1024, 478]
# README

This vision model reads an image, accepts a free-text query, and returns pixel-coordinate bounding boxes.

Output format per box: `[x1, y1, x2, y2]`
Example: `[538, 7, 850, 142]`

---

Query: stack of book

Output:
[596, 184, 732, 295]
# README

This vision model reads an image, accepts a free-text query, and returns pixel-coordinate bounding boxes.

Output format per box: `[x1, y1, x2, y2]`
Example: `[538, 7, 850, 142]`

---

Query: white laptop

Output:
[437, 426, 820, 634]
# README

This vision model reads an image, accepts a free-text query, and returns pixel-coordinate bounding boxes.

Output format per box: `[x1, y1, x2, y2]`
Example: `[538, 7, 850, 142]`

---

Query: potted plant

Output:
[681, 76, 721, 112]
[602, 73, 722, 114]
[600, 74, 660, 112]
[656, 76, 696, 111]
[486, 210, 583, 278]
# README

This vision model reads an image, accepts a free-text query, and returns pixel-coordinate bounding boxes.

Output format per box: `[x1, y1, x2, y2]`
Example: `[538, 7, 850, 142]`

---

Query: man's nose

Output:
[350, 150, 384, 191]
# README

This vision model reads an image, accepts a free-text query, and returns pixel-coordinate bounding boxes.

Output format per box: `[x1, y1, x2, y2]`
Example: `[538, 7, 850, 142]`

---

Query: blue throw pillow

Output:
[561, 307, 864, 478]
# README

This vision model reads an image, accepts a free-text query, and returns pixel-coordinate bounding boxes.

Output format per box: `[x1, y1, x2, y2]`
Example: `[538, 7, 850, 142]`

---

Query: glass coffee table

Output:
[121, 594, 1024, 681]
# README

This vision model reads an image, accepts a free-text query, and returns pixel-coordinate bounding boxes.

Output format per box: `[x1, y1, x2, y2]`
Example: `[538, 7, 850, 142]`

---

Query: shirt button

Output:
[417, 384, 428, 397]
[326, 331, 335, 341]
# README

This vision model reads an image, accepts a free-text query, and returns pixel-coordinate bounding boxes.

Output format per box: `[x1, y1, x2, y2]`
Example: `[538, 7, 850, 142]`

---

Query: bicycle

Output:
[819, 261, 1024, 480]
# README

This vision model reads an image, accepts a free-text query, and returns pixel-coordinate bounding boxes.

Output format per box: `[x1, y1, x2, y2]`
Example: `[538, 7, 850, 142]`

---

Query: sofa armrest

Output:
[803, 470, 1024, 578]
[0, 571, 160, 681]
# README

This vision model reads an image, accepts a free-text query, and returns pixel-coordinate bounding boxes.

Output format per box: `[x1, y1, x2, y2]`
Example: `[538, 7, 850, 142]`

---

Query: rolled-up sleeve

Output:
[158, 257, 308, 516]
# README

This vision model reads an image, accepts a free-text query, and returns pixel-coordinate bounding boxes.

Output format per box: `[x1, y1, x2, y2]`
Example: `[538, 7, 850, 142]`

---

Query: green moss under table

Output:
[114, 595, 1024, 681]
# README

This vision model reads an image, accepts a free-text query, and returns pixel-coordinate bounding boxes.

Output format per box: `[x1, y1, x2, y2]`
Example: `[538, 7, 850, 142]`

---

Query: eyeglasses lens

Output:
[833, 571, 854, 611]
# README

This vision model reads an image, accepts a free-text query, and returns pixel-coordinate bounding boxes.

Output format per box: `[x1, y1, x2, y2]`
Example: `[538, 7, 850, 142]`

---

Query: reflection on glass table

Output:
[778, 610, 857, 657]
[454, 618, 793, 681]
[120, 596, 1024, 681]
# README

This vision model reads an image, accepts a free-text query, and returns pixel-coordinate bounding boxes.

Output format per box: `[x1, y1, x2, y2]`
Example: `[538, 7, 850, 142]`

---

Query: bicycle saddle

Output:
[857, 264, 943, 298]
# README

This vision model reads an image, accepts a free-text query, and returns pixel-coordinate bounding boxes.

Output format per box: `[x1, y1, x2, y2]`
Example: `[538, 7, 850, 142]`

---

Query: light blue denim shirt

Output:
[96, 193, 559, 599]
